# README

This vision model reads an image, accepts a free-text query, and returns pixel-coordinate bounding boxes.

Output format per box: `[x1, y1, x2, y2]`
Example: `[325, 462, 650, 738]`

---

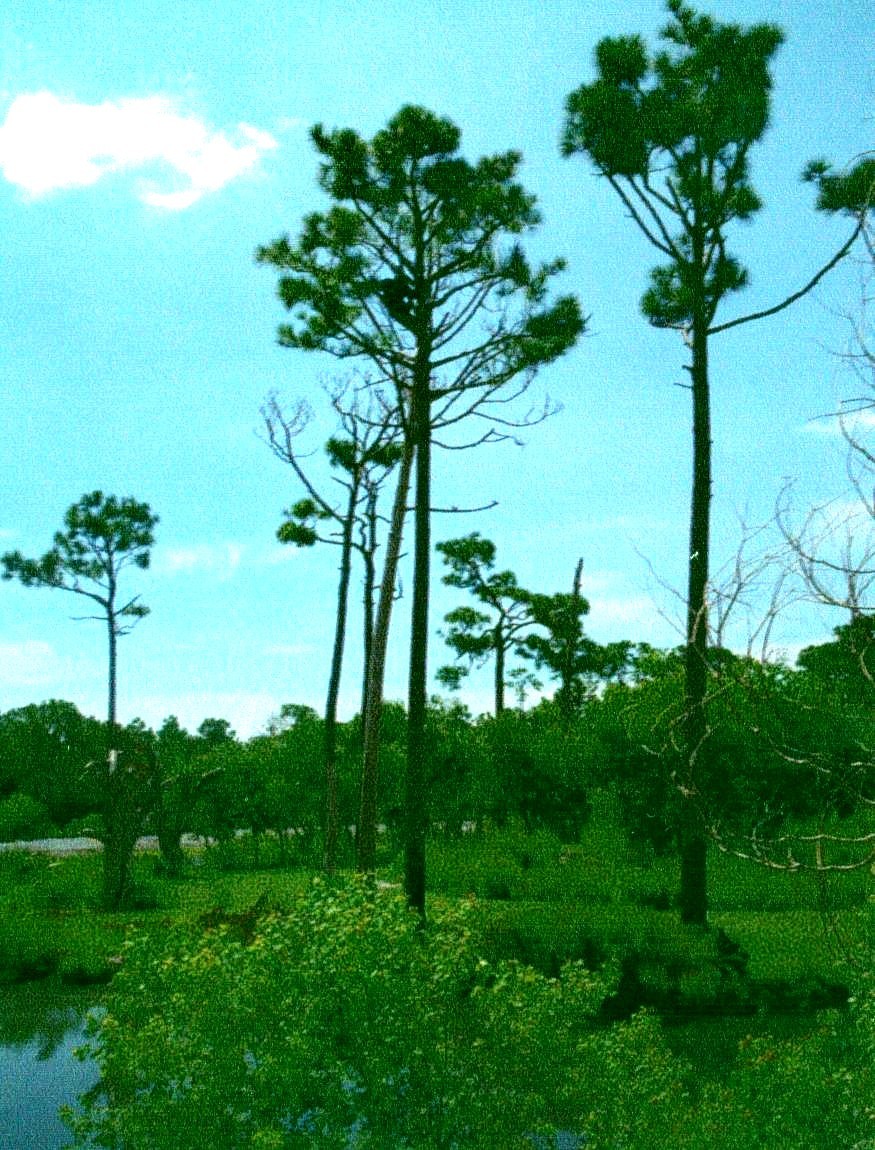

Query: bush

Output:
[0, 792, 56, 841]
[67, 877, 692, 1148]
[0, 913, 61, 982]
[63, 813, 105, 841]
[66, 876, 873, 1148]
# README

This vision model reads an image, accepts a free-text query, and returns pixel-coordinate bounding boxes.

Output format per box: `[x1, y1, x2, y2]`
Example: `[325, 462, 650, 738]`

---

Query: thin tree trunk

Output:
[558, 559, 583, 722]
[360, 485, 378, 722]
[680, 269, 711, 927]
[494, 621, 505, 717]
[157, 821, 185, 877]
[405, 374, 431, 916]
[102, 607, 129, 910]
[107, 608, 117, 732]
[357, 447, 412, 874]
[323, 490, 358, 874]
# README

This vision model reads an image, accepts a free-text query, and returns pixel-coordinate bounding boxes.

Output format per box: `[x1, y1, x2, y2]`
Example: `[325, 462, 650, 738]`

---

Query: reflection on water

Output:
[0, 981, 100, 1150]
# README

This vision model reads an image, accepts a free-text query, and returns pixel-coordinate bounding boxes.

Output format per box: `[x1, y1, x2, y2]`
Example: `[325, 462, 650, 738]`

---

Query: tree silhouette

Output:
[436, 533, 539, 716]
[264, 388, 402, 871]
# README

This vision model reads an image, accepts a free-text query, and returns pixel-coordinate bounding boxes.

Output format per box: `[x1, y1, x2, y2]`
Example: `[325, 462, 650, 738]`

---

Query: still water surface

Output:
[0, 982, 590, 1149]
[0, 981, 99, 1150]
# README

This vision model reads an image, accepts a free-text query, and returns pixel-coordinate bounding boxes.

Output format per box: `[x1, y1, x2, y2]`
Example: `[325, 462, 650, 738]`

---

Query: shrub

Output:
[0, 913, 61, 982]
[63, 813, 105, 841]
[0, 792, 56, 841]
[64, 874, 875, 1149]
[68, 876, 704, 1148]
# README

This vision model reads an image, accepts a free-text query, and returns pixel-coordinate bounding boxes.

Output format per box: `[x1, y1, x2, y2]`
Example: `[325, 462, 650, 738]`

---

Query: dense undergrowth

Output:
[0, 803, 872, 1148]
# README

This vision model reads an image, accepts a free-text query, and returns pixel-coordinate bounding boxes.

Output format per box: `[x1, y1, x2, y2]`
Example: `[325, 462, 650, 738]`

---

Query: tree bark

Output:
[680, 261, 711, 927]
[405, 371, 431, 916]
[494, 621, 505, 716]
[107, 607, 117, 732]
[323, 487, 358, 873]
[156, 788, 186, 877]
[102, 606, 131, 910]
[360, 486, 378, 722]
[357, 447, 412, 874]
[557, 559, 583, 723]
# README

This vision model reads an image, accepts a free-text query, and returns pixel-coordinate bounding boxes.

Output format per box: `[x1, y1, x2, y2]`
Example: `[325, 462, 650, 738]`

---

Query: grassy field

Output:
[2, 799, 869, 1006]
[1, 801, 871, 1147]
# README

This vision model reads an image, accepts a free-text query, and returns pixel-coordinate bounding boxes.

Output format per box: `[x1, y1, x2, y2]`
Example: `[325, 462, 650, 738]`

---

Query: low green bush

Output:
[65, 876, 873, 1150]
[0, 792, 57, 841]
[0, 912, 61, 982]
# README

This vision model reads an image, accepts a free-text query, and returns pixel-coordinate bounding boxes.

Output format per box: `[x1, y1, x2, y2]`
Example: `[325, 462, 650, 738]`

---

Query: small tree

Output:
[562, 0, 866, 923]
[436, 533, 539, 716]
[264, 389, 403, 872]
[521, 559, 631, 721]
[2, 490, 158, 908]
[259, 105, 585, 912]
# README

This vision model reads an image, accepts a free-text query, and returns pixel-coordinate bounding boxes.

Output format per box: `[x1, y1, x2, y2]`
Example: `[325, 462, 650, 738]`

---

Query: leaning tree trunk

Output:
[323, 489, 358, 874]
[360, 484, 378, 722]
[680, 264, 711, 927]
[357, 447, 412, 874]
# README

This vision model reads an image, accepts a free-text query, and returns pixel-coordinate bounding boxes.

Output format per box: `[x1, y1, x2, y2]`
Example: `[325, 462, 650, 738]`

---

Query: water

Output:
[0, 982, 99, 1150]
[0, 981, 588, 1149]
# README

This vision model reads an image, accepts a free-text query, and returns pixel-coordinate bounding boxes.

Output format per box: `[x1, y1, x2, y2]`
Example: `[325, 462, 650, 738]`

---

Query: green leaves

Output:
[436, 534, 540, 711]
[563, 1, 784, 325]
[2, 491, 157, 615]
[259, 103, 584, 390]
[563, 74, 649, 177]
[276, 496, 328, 548]
[804, 157, 875, 215]
[595, 34, 648, 87]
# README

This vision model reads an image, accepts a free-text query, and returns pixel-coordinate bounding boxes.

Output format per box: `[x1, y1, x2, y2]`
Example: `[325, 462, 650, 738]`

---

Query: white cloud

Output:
[0, 91, 277, 209]
[154, 542, 245, 579]
[0, 640, 69, 686]
[127, 690, 296, 740]
[803, 410, 875, 437]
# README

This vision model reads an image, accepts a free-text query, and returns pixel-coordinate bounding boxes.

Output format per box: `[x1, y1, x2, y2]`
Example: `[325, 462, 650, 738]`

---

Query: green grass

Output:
[0, 810, 870, 1010]
[1, 819, 870, 1150]
[0, 848, 319, 985]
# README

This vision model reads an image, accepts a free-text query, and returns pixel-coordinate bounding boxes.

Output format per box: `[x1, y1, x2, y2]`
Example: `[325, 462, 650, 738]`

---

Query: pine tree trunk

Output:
[102, 609, 128, 909]
[680, 279, 711, 927]
[494, 622, 505, 716]
[405, 374, 431, 916]
[357, 448, 412, 874]
[360, 488, 377, 723]
[324, 491, 357, 873]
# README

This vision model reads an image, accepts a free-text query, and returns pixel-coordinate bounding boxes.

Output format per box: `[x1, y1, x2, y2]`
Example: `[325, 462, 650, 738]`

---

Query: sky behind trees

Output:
[2, 1, 873, 735]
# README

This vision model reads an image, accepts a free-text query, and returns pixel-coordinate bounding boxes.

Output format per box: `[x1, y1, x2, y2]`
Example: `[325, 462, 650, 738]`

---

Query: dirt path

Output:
[0, 834, 207, 857]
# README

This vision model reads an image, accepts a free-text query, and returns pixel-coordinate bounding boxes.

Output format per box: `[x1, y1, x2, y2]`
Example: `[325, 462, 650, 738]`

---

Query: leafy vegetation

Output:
[1, 3, 872, 1145]
[51, 859, 870, 1149]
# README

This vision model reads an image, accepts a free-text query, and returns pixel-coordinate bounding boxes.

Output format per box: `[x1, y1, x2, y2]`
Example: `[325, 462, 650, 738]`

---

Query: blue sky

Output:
[1, 1, 873, 737]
